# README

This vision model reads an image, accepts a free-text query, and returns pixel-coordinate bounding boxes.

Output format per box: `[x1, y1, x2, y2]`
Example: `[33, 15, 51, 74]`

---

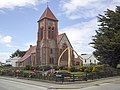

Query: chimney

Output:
[30, 45, 32, 48]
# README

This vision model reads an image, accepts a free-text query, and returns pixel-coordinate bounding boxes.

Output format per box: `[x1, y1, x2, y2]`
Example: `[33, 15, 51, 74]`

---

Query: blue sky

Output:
[0, 0, 120, 62]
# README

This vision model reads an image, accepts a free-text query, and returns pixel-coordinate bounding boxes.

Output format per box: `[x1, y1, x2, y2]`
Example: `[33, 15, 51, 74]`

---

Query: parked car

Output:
[54, 71, 71, 77]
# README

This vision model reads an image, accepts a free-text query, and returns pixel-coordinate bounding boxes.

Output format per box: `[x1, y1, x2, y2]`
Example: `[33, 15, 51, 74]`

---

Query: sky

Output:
[0, 0, 120, 63]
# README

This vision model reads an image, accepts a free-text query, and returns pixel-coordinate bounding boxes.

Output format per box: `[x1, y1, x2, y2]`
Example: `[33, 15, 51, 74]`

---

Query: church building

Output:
[16, 6, 82, 67]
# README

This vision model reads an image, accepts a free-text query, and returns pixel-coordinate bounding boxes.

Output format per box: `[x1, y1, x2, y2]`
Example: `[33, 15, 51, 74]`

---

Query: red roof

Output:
[38, 6, 58, 21]
[57, 33, 65, 44]
[17, 46, 36, 62]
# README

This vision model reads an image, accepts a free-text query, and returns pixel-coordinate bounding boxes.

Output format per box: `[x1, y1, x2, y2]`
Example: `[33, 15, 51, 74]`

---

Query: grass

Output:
[70, 72, 85, 75]
[55, 70, 86, 75]
[94, 84, 100, 86]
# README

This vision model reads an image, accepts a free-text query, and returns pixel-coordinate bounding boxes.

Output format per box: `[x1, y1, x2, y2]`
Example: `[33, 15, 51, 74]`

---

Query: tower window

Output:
[48, 30, 50, 39]
[85, 59, 86, 63]
[52, 27, 54, 30]
[50, 57, 54, 64]
[41, 28, 43, 40]
[50, 49, 53, 54]
[48, 26, 51, 29]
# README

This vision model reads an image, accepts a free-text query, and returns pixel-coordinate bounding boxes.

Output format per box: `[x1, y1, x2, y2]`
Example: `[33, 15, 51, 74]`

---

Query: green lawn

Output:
[55, 70, 86, 75]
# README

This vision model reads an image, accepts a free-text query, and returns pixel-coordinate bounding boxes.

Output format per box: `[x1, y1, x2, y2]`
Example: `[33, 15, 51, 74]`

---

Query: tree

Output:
[91, 6, 120, 68]
[10, 49, 26, 58]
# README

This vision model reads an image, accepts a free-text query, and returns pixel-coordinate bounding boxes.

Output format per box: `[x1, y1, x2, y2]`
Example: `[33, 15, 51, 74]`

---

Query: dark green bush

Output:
[24, 65, 31, 70]
[23, 72, 30, 78]
[69, 67, 79, 72]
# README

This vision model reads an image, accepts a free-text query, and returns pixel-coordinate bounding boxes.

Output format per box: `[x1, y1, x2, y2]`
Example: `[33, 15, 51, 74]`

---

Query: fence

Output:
[0, 68, 120, 83]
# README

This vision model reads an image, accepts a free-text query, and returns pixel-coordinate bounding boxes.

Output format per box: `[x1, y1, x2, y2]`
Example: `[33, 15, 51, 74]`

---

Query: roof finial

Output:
[47, 2, 48, 7]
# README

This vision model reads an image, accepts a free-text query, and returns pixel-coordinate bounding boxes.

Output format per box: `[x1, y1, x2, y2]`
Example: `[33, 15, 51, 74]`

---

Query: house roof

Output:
[81, 54, 93, 60]
[17, 46, 36, 62]
[6, 57, 21, 62]
[38, 6, 58, 21]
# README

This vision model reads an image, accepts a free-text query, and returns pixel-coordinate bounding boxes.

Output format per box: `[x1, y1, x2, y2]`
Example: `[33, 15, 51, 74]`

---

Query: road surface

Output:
[0, 79, 47, 90]
[0, 76, 120, 90]
[80, 80, 120, 90]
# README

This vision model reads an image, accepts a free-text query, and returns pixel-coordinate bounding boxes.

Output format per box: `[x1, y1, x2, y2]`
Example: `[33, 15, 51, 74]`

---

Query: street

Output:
[0, 76, 120, 90]
[80, 80, 120, 90]
[0, 79, 47, 90]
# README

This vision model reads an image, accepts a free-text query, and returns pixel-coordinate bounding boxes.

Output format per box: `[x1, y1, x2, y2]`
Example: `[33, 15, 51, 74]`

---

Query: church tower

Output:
[36, 6, 58, 65]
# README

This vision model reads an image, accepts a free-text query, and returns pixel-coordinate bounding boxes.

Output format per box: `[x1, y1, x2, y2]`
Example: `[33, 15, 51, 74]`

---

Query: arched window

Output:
[51, 27, 54, 39]
[40, 27, 44, 40]
[50, 57, 54, 64]
[51, 30, 54, 39]
[50, 48, 53, 54]
[48, 26, 51, 39]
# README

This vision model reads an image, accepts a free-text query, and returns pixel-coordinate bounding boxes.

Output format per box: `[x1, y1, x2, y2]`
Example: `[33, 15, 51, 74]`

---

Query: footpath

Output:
[0, 76, 120, 90]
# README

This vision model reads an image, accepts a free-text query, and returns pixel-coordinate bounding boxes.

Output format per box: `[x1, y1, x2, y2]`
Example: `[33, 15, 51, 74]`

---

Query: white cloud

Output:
[40, 0, 50, 3]
[0, 52, 11, 63]
[0, 0, 40, 9]
[60, 0, 120, 19]
[60, 18, 98, 54]
[0, 35, 12, 44]
[59, 0, 120, 54]
[21, 42, 36, 50]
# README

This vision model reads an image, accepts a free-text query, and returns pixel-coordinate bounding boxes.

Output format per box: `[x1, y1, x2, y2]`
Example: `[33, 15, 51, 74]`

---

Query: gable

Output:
[58, 33, 73, 49]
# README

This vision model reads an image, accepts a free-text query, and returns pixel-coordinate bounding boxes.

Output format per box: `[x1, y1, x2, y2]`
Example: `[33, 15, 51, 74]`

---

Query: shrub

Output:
[23, 71, 31, 78]
[84, 66, 93, 73]
[63, 67, 68, 70]
[51, 65, 58, 70]
[79, 66, 84, 72]
[69, 67, 79, 72]
[58, 66, 65, 70]
[117, 64, 120, 69]
[24, 65, 31, 70]
[40, 65, 52, 71]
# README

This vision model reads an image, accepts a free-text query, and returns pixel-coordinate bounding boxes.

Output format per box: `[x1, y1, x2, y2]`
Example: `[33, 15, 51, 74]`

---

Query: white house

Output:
[6, 57, 21, 67]
[81, 54, 99, 66]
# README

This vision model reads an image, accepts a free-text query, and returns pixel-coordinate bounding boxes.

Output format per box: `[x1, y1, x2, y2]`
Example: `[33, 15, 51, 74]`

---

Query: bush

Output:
[69, 67, 79, 72]
[91, 64, 120, 78]
[23, 71, 31, 78]
[79, 66, 84, 72]
[3, 64, 12, 67]
[84, 66, 93, 73]
[24, 65, 31, 70]
[39, 65, 52, 71]
[52, 65, 59, 70]
[117, 64, 120, 69]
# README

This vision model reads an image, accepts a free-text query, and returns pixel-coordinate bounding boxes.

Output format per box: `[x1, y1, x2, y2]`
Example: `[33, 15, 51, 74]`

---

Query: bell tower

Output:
[36, 6, 58, 65]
